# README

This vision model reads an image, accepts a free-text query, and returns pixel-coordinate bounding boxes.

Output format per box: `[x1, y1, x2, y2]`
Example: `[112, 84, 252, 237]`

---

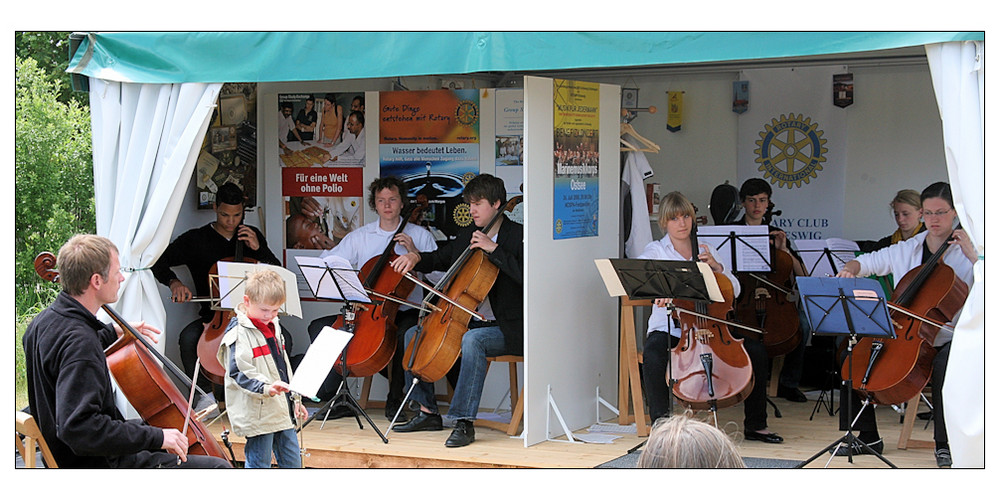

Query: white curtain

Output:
[925, 41, 985, 468]
[90, 79, 223, 353]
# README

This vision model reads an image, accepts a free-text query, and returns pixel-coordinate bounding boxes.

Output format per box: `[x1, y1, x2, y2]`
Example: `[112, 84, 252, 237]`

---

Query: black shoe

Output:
[392, 411, 443, 432]
[918, 410, 933, 421]
[935, 448, 952, 468]
[832, 438, 884, 456]
[445, 419, 476, 448]
[744, 430, 784, 444]
[385, 400, 409, 423]
[325, 404, 356, 420]
[776, 385, 808, 403]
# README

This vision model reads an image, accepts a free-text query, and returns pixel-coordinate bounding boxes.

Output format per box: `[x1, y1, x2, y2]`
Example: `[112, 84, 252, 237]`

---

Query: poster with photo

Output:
[277, 92, 367, 299]
[278, 92, 367, 168]
[553, 79, 600, 240]
[282, 167, 365, 300]
[195, 83, 258, 209]
[495, 89, 525, 224]
[379, 89, 480, 239]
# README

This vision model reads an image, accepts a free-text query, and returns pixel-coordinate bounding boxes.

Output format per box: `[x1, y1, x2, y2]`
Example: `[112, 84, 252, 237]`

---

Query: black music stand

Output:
[794, 239, 859, 279]
[295, 257, 388, 443]
[685, 228, 792, 420]
[696, 225, 773, 274]
[595, 258, 719, 417]
[794, 276, 896, 468]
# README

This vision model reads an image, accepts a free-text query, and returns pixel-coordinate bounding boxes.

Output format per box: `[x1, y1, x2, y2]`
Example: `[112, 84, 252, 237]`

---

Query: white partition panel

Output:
[522, 76, 620, 446]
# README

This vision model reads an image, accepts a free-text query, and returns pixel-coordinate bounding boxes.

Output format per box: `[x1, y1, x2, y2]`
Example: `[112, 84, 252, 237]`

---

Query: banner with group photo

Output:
[379, 89, 480, 239]
[737, 66, 848, 241]
[553, 79, 600, 240]
[495, 89, 524, 224]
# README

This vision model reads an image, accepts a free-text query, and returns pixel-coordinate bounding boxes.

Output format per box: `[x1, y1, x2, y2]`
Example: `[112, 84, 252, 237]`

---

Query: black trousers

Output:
[839, 341, 951, 446]
[642, 330, 770, 432]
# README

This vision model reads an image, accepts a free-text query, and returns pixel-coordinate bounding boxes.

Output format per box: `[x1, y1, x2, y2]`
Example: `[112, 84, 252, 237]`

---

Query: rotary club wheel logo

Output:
[754, 113, 828, 188]
[453, 203, 473, 227]
[455, 100, 479, 126]
[554, 219, 563, 234]
[461, 172, 477, 185]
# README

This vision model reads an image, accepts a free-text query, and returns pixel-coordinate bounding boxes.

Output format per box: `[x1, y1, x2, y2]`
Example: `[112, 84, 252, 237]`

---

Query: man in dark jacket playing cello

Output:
[23, 234, 230, 468]
[390, 174, 523, 448]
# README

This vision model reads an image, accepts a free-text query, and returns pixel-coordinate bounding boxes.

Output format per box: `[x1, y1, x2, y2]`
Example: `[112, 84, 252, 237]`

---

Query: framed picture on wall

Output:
[210, 126, 238, 153]
[622, 88, 639, 109]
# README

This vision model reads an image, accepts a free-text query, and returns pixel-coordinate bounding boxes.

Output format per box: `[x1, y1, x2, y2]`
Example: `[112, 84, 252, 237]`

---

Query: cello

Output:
[669, 220, 754, 413]
[734, 201, 802, 357]
[33, 252, 230, 462]
[842, 229, 969, 406]
[196, 236, 256, 385]
[402, 197, 518, 383]
[328, 204, 419, 377]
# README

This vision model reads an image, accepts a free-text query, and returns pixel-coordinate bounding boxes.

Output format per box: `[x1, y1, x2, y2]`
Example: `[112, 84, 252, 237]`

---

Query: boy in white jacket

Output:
[218, 269, 307, 468]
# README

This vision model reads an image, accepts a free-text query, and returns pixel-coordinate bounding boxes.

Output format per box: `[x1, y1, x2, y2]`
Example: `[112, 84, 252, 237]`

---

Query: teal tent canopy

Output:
[67, 31, 984, 84]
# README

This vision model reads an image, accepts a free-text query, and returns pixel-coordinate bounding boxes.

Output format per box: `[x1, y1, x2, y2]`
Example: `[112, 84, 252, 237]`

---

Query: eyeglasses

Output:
[922, 209, 953, 218]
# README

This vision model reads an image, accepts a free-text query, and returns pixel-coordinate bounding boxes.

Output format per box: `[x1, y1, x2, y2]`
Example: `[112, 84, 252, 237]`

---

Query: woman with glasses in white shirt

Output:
[836, 181, 976, 467]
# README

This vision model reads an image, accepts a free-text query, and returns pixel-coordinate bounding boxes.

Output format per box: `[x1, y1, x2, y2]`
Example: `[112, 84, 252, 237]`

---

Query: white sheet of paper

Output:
[697, 225, 771, 273]
[696, 262, 725, 303]
[593, 259, 627, 297]
[294, 255, 370, 303]
[214, 261, 302, 317]
[289, 326, 353, 400]
[794, 238, 860, 277]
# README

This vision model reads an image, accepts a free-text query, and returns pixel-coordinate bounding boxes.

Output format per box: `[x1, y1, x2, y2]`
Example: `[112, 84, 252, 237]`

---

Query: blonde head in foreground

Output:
[637, 414, 745, 468]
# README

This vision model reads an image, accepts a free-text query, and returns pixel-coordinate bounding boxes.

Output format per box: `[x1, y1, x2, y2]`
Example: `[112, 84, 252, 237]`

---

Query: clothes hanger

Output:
[620, 122, 660, 153]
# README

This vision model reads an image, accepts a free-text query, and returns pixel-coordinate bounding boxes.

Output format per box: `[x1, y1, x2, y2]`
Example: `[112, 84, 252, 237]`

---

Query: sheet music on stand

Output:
[293, 255, 371, 304]
[795, 238, 860, 277]
[696, 225, 771, 273]
[594, 258, 723, 303]
[214, 261, 303, 318]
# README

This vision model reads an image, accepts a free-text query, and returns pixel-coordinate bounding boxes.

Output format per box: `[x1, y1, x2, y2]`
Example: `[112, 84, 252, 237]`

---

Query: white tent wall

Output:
[555, 62, 948, 241]
[521, 77, 621, 445]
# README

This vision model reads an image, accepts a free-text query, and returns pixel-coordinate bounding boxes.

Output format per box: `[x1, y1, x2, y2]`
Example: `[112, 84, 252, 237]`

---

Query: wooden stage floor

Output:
[203, 388, 941, 469]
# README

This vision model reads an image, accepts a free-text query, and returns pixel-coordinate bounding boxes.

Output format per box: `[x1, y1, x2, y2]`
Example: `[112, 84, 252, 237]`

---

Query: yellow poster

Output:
[553, 79, 600, 239]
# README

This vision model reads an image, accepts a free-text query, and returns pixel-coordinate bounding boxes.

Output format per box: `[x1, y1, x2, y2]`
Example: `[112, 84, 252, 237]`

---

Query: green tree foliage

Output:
[15, 56, 95, 315]
[14, 31, 76, 104]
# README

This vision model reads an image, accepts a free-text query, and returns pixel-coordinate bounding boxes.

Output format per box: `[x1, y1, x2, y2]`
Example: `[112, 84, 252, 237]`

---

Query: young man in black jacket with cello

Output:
[390, 174, 523, 448]
[151, 182, 286, 408]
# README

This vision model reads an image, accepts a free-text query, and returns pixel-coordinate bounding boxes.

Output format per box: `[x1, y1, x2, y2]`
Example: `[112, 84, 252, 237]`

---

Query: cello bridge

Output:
[694, 328, 714, 343]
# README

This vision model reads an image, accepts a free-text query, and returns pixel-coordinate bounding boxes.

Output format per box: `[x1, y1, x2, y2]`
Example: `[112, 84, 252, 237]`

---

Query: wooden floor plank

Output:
[204, 388, 940, 469]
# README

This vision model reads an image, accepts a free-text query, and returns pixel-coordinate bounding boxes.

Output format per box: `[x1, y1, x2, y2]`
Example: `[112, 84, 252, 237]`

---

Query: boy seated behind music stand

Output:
[218, 269, 307, 468]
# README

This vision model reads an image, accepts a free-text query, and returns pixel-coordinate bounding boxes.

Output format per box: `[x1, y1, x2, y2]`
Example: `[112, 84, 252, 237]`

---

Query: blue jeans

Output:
[403, 324, 507, 421]
[243, 428, 301, 468]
